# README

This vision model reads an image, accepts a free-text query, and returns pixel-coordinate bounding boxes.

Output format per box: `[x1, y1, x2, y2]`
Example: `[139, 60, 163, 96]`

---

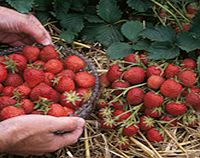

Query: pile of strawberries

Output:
[0, 45, 96, 120]
[98, 52, 200, 147]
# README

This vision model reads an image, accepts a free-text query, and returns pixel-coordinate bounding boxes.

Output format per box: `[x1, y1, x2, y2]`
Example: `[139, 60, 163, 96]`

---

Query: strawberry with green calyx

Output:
[75, 71, 96, 88]
[76, 88, 92, 104]
[47, 103, 68, 117]
[0, 64, 7, 82]
[138, 116, 154, 131]
[182, 113, 198, 127]
[115, 136, 130, 150]
[111, 100, 126, 110]
[178, 70, 196, 87]
[146, 65, 162, 77]
[165, 102, 187, 116]
[39, 45, 59, 62]
[44, 59, 63, 74]
[0, 106, 25, 120]
[181, 58, 197, 69]
[145, 107, 162, 118]
[2, 86, 14, 97]
[100, 117, 116, 129]
[60, 91, 81, 109]
[146, 128, 164, 143]
[98, 107, 114, 119]
[107, 64, 123, 83]
[122, 125, 138, 137]
[12, 85, 31, 100]
[126, 87, 145, 106]
[144, 92, 164, 108]
[44, 72, 55, 86]
[33, 97, 52, 114]
[186, 92, 200, 111]
[147, 75, 165, 90]
[19, 99, 34, 114]
[96, 99, 108, 108]
[54, 76, 75, 93]
[160, 115, 177, 126]
[124, 53, 137, 63]
[113, 109, 132, 122]
[164, 64, 180, 79]
[111, 80, 130, 95]
[5, 73, 23, 87]
[22, 45, 40, 62]
[32, 60, 45, 69]
[99, 73, 111, 88]
[182, 87, 200, 97]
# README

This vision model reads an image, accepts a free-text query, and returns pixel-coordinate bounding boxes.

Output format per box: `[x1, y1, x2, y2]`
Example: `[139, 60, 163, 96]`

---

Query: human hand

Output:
[0, 7, 52, 46]
[0, 115, 85, 155]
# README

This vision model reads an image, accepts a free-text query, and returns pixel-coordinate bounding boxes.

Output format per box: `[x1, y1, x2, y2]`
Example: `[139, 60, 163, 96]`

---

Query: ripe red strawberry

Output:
[146, 66, 162, 77]
[39, 45, 59, 62]
[44, 72, 55, 86]
[122, 125, 138, 137]
[107, 64, 123, 82]
[161, 115, 177, 126]
[99, 73, 111, 88]
[76, 88, 92, 104]
[144, 92, 164, 108]
[181, 58, 197, 69]
[186, 4, 197, 15]
[111, 80, 130, 95]
[124, 53, 137, 63]
[75, 71, 95, 88]
[113, 109, 131, 122]
[47, 103, 68, 117]
[147, 75, 165, 90]
[0, 106, 25, 120]
[44, 59, 63, 74]
[14, 85, 31, 99]
[183, 23, 190, 32]
[23, 68, 44, 88]
[123, 67, 146, 84]
[145, 107, 162, 118]
[126, 88, 145, 106]
[0, 83, 4, 93]
[57, 69, 75, 80]
[178, 70, 196, 87]
[64, 55, 86, 72]
[0, 96, 16, 110]
[186, 92, 200, 111]
[146, 128, 164, 142]
[54, 76, 75, 93]
[60, 91, 81, 109]
[165, 102, 187, 116]
[0, 64, 7, 82]
[160, 79, 183, 98]
[31, 110, 44, 115]
[0, 56, 6, 65]
[111, 100, 125, 110]
[6, 53, 27, 72]
[116, 136, 130, 150]
[22, 46, 40, 62]
[30, 83, 60, 102]
[33, 60, 45, 68]
[20, 99, 34, 114]
[139, 54, 148, 66]
[63, 106, 74, 116]
[2, 86, 14, 96]
[5, 73, 23, 87]
[100, 117, 116, 129]
[138, 116, 154, 131]
[97, 99, 108, 108]
[164, 64, 180, 79]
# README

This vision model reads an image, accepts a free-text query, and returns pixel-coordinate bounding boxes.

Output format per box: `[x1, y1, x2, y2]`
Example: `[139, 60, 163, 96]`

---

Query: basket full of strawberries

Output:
[0, 44, 99, 120]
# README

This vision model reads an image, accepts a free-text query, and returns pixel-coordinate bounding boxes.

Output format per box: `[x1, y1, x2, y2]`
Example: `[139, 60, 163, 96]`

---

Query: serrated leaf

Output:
[54, 0, 71, 20]
[36, 11, 50, 24]
[127, 0, 152, 12]
[132, 39, 151, 50]
[189, 10, 200, 38]
[176, 32, 200, 52]
[96, 24, 124, 47]
[60, 14, 84, 33]
[84, 14, 104, 23]
[6, 0, 33, 13]
[141, 26, 176, 42]
[97, 0, 122, 23]
[107, 42, 133, 59]
[33, 0, 52, 11]
[81, 23, 100, 42]
[147, 42, 180, 60]
[71, 0, 88, 11]
[60, 30, 76, 43]
[121, 20, 144, 41]
[197, 56, 200, 77]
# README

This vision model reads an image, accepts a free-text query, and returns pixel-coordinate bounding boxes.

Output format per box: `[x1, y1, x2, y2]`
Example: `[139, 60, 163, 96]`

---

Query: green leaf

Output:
[127, 0, 152, 12]
[54, 0, 71, 20]
[84, 14, 104, 23]
[107, 42, 133, 59]
[121, 20, 144, 41]
[96, 24, 124, 47]
[71, 0, 88, 11]
[97, 0, 122, 23]
[6, 0, 33, 13]
[60, 30, 76, 43]
[176, 32, 200, 52]
[141, 26, 176, 42]
[189, 10, 200, 38]
[60, 14, 84, 33]
[35, 11, 50, 24]
[197, 56, 200, 77]
[147, 42, 180, 60]
[81, 23, 100, 42]
[33, 0, 52, 11]
[132, 39, 151, 50]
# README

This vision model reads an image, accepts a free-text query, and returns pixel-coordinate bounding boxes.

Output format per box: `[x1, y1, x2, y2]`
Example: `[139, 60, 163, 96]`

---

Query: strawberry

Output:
[75, 71, 95, 88]
[100, 117, 116, 129]
[183, 23, 190, 32]
[14, 85, 31, 99]
[147, 75, 165, 90]
[60, 91, 81, 109]
[126, 88, 145, 106]
[186, 3, 197, 15]
[76, 88, 92, 104]
[0, 64, 7, 82]
[30, 83, 60, 102]
[20, 99, 34, 114]
[63, 106, 74, 116]
[0, 83, 4, 93]
[99, 73, 111, 88]
[44, 72, 55, 86]
[181, 87, 200, 97]
[146, 66, 162, 77]
[39, 45, 59, 62]
[123, 67, 146, 84]
[33, 60, 45, 68]
[165, 102, 187, 116]
[98, 107, 113, 119]
[47, 103, 67, 117]
[57, 69, 75, 80]
[164, 64, 180, 79]
[160, 79, 183, 98]
[0, 106, 25, 120]
[182, 114, 198, 127]
[181, 58, 197, 69]
[0, 56, 6, 65]
[146, 128, 164, 142]
[144, 92, 164, 108]
[124, 53, 137, 63]
[97, 99, 108, 108]
[23, 68, 44, 88]
[116, 136, 130, 150]
[178, 70, 196, 87]
[122, 125, 138, 137]
[0, 96, 16, 110]
[64, 55, 86, 72]
[5, 73, 23, 87]
[22, 46, 40, 62]
[111, 100, 125, 110]
[145, 107, 162, 118]
[31, 110, 44, 115]
[138, 116, 154, 131]
[111, 80, 130, 95]
[2, 86, 14, 96]
[44, 59, 63, 74]
[139, 54, 148, 66]
[161, 115, 177, 126]
[113, 109, 131, 122]
[186, 92, 200, 111]
[107, 64, 123, 82]
[54, 76, 75, 93]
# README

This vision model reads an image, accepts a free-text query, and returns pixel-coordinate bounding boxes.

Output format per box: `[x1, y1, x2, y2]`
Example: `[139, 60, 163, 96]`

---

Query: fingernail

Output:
[41, 38, 51, 45]
[77, 118, 85, 127]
